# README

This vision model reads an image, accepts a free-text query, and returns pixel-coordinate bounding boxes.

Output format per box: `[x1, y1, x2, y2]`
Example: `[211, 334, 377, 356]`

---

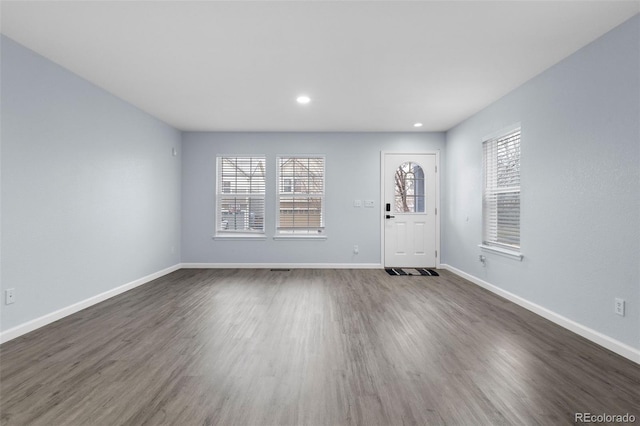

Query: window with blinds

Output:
[277, 157, 325, 235]
[483, 128, 521, 250]
[217, 156, 266, 234]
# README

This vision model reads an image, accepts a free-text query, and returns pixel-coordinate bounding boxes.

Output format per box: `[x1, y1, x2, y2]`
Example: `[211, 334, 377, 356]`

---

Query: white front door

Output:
[383, 153, 438, 268]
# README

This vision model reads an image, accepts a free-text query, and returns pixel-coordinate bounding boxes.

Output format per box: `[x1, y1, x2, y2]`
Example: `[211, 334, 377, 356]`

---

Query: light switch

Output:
[353, 200, 362, 207]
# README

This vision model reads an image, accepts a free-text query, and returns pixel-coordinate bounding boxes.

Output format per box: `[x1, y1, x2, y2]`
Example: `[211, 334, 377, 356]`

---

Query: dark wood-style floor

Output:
[1, 269, 638, 425]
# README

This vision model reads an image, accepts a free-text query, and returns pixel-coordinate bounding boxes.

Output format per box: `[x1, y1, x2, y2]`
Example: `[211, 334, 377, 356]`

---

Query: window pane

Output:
[496, 191, 520, 246]
[220, 157, 265, 194]
[279, 197, 323, 229]
[497, 133, 520, 188]
[394, 162, 425, 213]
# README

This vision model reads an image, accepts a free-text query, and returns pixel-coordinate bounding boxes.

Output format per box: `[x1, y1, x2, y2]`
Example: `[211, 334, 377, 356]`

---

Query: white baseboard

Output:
[440, 264, 640, 364]
[180, 262, 383, 269]
[0, 264, 181, 344]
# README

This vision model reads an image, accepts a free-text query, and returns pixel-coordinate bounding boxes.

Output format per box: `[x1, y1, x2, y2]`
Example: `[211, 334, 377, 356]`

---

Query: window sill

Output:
[214, 234, 267, 241]
[273, 235, 328, 241]
[478, 244, 523, 261]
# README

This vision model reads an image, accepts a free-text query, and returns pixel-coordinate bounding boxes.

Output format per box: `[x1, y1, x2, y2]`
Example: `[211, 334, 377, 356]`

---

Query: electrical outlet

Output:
[5, 288, 15, 305]
[353, 245, 359, 254]
[615, 298, 625, 316]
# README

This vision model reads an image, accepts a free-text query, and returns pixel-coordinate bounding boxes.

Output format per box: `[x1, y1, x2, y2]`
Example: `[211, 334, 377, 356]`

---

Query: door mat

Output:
[385, 268, 439, 276]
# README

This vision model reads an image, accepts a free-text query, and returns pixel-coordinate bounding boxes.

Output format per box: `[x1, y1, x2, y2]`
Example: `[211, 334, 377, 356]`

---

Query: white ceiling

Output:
[1, 1, 638, 132]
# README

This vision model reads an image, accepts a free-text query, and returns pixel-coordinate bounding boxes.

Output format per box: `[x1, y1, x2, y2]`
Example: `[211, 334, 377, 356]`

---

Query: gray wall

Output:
[443, 15, 639, 348]
[3, 13, 637, 354]
[181, 132, 445, 264]
[1, 36, 182, 332]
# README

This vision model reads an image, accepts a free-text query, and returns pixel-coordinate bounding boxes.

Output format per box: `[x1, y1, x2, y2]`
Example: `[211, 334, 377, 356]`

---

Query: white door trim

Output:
[380, 151, 441, 269]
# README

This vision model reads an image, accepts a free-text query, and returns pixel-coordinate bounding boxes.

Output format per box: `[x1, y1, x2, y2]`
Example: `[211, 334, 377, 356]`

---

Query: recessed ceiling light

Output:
[414, 122, 423, 128]
[296, 95, 311, 104]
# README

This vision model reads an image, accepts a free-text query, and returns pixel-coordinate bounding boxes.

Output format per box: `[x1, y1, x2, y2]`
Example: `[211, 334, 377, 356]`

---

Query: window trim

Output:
[482, 124, 523, 259]
[275, 155, 326, 237]
[273, 234, 328, 241]
[215, 155, 267, 237]
[478, 244, 523, 261]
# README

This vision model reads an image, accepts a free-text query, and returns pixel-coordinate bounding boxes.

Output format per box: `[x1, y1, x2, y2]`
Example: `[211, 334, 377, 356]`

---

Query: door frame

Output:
[380, 151, 441, 269]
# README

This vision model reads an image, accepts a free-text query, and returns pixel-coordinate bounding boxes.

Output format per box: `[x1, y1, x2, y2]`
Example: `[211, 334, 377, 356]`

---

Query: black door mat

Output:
[385, 268, 439, 276]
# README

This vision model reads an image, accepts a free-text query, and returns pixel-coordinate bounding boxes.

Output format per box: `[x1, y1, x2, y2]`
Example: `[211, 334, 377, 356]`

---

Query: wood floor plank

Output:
[1, 269, 638, 425]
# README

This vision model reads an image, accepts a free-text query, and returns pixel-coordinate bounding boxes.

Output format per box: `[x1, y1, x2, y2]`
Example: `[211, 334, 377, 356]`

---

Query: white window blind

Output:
[277, 157, 325, 235]
[217, 156, 266, 234]
[483, 129, 521, 250]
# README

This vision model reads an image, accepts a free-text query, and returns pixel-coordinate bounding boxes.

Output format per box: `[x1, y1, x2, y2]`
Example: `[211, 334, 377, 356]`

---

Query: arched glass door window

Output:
[395, 162, 425, 213]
